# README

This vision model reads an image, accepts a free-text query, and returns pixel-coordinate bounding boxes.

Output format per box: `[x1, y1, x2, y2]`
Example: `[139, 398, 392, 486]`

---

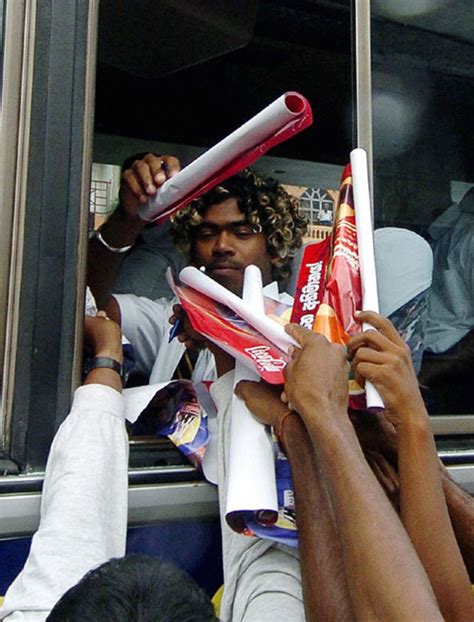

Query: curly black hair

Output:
[171, 169, 308, 287]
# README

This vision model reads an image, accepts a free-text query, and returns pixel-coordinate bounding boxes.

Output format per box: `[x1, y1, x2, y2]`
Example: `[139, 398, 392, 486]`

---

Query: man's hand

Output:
[87, 154, 181, 311]
[347, 311, 427, 428]
[118, 153, 180, 219]
[234, 380, 288, 430]
[97, 154, 181, 251]
[282, 323, 350, 422]
[84, 312, 123, 363]
[169, 304, 207, 350]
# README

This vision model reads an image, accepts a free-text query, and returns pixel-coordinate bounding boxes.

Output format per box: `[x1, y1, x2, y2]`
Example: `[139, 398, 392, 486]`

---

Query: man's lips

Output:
[208, 263, 243, 273]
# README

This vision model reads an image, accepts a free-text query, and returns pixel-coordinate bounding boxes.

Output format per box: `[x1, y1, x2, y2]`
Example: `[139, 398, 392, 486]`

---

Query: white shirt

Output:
[0, 385, 128, 621]
[115, 294, 217, 384]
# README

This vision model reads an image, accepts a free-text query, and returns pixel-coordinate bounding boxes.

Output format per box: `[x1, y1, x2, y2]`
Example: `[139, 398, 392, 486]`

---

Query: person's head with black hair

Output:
[47, 554, 217, 622]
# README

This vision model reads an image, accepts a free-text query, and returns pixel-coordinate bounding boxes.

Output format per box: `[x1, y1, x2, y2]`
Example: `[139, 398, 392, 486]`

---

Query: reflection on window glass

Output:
[89, 163, 120, 230]
[372, 1, 474, 415]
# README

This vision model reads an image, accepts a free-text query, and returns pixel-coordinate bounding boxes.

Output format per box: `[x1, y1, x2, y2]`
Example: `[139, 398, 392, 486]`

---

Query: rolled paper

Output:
[138, 92, 313, 222]
[350, 148, 384, 412]
[226, 266, 278, 530]
[178, 266, 298, 352]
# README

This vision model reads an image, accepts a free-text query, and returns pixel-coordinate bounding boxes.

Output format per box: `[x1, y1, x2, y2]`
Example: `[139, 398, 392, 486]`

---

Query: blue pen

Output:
[168, 318, 182, 343]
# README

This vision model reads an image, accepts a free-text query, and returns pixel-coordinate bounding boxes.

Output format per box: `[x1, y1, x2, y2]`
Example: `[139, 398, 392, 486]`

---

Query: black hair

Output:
[47, 554, 217, 622]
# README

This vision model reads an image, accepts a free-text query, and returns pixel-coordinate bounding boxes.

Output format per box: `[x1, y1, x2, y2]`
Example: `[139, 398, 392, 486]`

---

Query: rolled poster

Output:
[138, 92, 313, 222]
[226, 266, 278, 531]
[350, 148, 384, 412]
[178, 266, 297, 353]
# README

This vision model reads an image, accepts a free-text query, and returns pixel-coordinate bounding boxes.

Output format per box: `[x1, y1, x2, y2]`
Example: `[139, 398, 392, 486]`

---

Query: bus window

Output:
[371, 2, 474, 427]
[90, 0, 353, 465]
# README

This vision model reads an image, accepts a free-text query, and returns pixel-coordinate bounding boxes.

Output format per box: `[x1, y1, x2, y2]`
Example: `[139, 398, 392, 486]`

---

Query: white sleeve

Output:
[115, 294, 174, 376]
[0, 385, 129, 621]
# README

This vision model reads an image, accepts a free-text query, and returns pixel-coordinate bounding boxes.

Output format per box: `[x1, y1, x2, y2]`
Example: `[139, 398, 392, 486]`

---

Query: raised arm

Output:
[440, 466, 474, 582]
[87, 154, 180, 319]
[0, 315, 128, 620]
[235, 380, 354, 621]
[348, 311, 474, 621]
[282, 324, 443, 621]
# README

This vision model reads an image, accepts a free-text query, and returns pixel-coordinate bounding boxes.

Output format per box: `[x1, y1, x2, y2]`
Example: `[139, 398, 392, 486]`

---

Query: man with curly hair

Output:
[88, 153, 309, 620]
[88, 153, 307, 384]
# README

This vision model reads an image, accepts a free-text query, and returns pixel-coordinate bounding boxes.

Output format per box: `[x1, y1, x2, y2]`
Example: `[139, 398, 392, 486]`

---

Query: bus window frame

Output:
[0, 0, 472, 478]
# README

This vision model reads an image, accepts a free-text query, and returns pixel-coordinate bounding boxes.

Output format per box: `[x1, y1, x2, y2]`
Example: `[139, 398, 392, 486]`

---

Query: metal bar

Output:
[0, 481, 219, 539]
[71, 0, 99, 395]
[0, 0, 36, 454]
[352, 0, 373, 208]
[431, 416, 474, 436]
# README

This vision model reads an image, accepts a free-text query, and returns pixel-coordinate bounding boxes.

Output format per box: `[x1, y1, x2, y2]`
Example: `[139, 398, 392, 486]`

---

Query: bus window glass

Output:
[371, 1, 474, 416]
[91, 0, 352, 461]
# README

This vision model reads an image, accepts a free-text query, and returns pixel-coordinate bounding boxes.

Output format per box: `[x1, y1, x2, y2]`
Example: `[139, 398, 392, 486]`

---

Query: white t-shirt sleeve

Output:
[115, 294, 174, 376]
[0, 385, 128, 621]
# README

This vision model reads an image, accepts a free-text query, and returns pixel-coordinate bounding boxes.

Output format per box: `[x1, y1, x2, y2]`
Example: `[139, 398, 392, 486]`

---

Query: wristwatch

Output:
[84, 356, 126, 386]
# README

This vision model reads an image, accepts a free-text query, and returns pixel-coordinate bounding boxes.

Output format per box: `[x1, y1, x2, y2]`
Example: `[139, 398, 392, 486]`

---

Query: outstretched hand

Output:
[282, 323, 350, 422]
[235, 380, 288, 430]
[347, 311, 427, 428]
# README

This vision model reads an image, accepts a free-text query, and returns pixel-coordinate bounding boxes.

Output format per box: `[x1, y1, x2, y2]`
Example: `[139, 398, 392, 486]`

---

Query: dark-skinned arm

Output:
[283, 324, 443, 622]
[87, 154, 180, 318]
[83, 311, 124, 391]
[349, 311, 474, 621]
[440, 466, 474, 582]
[235, 381, 353, 622]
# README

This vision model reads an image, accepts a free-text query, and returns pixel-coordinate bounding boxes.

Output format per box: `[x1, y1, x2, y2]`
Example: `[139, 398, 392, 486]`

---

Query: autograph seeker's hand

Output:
[234, 380, 288, 430]
[83, 312, 123, 391]
[282, 323, 350, 424]
[347, 311, 427, 429]
[93, 154, 181, 260]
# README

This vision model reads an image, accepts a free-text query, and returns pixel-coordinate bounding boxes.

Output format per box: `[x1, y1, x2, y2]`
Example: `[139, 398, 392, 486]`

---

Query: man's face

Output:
[191, 197, 275, 295]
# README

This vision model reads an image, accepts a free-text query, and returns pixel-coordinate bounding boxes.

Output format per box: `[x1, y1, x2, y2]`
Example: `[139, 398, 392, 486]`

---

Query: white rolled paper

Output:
[350, 148, 385, 412]
[138, 92, 309, 221]
[178, 266, 297, 352]
[226, 266, 278, 524]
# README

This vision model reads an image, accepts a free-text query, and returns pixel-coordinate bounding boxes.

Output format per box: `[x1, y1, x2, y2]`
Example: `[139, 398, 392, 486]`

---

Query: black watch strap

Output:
[84, 356, 125, 385]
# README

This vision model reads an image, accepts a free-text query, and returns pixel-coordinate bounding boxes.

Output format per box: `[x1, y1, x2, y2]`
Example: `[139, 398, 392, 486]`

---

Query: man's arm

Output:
[87, 154, 180, 317]
[235, 381, 354, 622]
[440, 466, 474, 582]
[283, 324, 442, 621]
[349, 311, 474, 621]
[0, 316, 128, 620]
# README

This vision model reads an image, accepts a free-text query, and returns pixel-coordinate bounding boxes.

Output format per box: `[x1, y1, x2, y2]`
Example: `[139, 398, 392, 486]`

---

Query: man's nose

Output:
[212, 230, 235, 255]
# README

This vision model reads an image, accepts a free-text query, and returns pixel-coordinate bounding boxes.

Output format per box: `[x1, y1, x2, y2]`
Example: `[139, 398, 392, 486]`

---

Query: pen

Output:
[168, 318, 182, 343]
